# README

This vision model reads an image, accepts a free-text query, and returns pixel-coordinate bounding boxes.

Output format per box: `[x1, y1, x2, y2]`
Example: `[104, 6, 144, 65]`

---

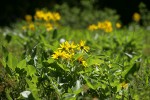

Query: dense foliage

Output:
[0, 2, 150, 100]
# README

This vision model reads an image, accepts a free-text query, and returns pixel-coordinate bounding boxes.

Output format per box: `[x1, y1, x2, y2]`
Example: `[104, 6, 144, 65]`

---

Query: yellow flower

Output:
[52, 50, 71, 59]
[61, 51, 71, 59]
[120, 82, 128, 89]
[68, 42, 77, 52]
[104, 21, 112, 28]
[104, 26, 113, 32]
[58, 41, 76, 52]
[45, 23, 53, 31]
[51, 50, 62, 59]
[34, 10, 45, 20]
[88, 24, 98, 31]
[77, 40, 89, 52]
[45, 12, 53, 21]
[133, 12, 141, 22]
[25, 14, 32, 22]
[29, 23, 35, 31]
[103, 21, 113, 32]
[78, 56, 87, 67]
[116, 22, 122, 28]
[53, 12, 61, 21]
[82, 61, 88, 67]
[58, 41, 69, 51]
[97, 22, 105, 29]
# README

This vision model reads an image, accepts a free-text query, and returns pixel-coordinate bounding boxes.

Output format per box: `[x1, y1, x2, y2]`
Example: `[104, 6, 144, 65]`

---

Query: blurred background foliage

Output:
[54, 1, 119, 28]
[0, 0, 150, 27]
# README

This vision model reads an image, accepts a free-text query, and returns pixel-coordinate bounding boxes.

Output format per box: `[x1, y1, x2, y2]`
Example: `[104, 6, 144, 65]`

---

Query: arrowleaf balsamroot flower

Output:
[52, 40, 90, 67]
[52, 50, 70, 59]
[116, 22, 122, 28]
[53, 12, 61, 21]
[77, 40, 89, 52]
[29, 23, 35, 31]
[88, 20, 113, 32]
[58, 41, 70, 51]
[45, 23, 53, 31]
[78, 56, 87, 67]
[34, 10, 45, 20]
[68, 42, 77, 52]
[34, 10, 61, 22]
[120, 81, 128, 89]
[25, 15, 32, 22]
[51, 50, 62, 59]
[88, 24, 98, 31]
[58, 41, 77, 53]
[132, 12, 141, 22]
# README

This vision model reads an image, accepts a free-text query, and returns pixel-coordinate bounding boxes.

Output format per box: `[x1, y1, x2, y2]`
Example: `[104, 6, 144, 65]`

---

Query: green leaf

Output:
[46, 58, 55, 64]
[122, 65, 133, 78]
[26, 78, 40, 100]
[116, 84, 122, 92]
[73, 88, 82, 95]
[57, 62, 69, 71]
[73, 53, 84, 61]
[7, 53, 18, 71]
[17, 59, 26, 69]
[83, 76, 95, 89]
[52, 29, 58, 39]
[122, 62, 140, 79]
[87, 57, 104, 66]
[27, 65, 36, 76]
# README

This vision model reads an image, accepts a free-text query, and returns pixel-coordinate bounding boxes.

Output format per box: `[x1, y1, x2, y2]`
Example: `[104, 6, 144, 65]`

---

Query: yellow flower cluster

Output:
[88, 20, 113, 32]
[23, 10, 61, 31]
[22, 23, 35, 31]
[52, 40, 90, 67]
[132, 12, 141, 22]
[34, 10, 61, 21]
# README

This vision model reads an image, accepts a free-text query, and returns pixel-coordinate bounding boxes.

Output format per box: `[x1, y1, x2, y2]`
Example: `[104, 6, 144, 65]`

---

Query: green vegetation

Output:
[0, 2, 150, 100]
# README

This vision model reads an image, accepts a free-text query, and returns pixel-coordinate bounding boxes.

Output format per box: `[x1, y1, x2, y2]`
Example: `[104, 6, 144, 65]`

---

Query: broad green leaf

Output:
[101, 84, 106, 89]
[73, 88, 83, 95]
[116, 83, 122, 92]
[87, 57, 104, 66]
[52, 29, 58, 39]
[122, 62, 140, 79]
[46, 58, 55, 64]
[122, 65, 133, 78]
[27, 65, 36, 76]
[7, 53, 18, 71]
[57, 62, 69, 71]
[26, 78, 40, 100]
[31, 75, 38, 84]
[17, 59, 26, 69]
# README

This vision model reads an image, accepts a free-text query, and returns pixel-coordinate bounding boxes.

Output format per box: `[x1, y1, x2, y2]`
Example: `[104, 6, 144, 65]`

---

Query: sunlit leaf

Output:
[7, 53, 18, 71]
